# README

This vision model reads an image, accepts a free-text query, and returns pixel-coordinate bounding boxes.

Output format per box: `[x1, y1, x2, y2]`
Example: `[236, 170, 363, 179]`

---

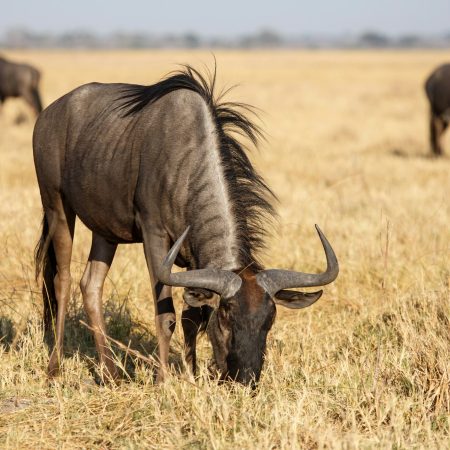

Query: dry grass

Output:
[0, 49, 449, 449]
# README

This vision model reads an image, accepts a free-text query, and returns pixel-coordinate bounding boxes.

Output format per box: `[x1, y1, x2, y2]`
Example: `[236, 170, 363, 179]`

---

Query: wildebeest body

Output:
[35, 82, 238, 266]
[34, 68, 338, 385]
[425, 63, 450, 156]
[0, 56, 42, 115]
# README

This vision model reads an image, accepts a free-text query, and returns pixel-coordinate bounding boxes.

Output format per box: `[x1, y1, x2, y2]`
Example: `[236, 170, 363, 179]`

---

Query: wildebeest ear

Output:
[273, 289, 323, 309]
[183, 288, 219, 308]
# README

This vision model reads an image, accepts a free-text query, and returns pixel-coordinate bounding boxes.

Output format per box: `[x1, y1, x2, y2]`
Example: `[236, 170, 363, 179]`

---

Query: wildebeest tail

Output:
[35, 214, 57, 332]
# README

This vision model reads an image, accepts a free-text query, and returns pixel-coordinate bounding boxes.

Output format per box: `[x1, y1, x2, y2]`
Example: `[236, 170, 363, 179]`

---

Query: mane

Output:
[118, 65, 277, 270]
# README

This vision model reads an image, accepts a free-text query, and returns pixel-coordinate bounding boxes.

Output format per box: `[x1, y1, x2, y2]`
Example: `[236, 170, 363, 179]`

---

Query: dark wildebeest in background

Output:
[34, 67, 338, 386]
[0, 55, 43, 117]
[425, 63, 450, 157]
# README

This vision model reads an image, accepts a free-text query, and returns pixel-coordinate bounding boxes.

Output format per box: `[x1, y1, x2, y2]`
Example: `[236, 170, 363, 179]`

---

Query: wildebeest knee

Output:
[54, 271, 71, 296]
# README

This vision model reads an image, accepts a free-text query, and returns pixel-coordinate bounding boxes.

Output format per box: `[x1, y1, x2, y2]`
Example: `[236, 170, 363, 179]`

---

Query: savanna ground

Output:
[0, 50, 449, 449]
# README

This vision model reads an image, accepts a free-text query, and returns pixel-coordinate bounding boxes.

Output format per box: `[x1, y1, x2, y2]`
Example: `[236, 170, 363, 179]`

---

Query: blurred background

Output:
[1, 0, 450, 49]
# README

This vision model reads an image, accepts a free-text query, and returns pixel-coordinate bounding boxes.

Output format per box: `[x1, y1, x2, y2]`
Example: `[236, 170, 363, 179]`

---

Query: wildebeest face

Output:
[182, 265, 326, 386]
[214, 300, 276, 385]
[196, 272, 277, 386]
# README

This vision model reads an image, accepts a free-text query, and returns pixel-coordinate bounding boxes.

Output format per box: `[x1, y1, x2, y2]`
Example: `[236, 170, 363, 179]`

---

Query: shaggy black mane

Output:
[119, 65, 276, 270]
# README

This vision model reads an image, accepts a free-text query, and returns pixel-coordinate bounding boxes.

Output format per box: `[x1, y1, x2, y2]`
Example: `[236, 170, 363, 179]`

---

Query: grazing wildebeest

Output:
[34, 66, 338, 385]
[0, 55, 43, 117]
[425, 63, 450, 157]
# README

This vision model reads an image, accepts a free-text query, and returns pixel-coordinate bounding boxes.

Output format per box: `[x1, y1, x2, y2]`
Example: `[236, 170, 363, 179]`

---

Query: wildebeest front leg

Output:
[153, 281, 175, 382]
[142, 232, 176, 382]
[182, 304, 206, 375]
[80, 233, 118, 381]
[430, 112, 447, 156]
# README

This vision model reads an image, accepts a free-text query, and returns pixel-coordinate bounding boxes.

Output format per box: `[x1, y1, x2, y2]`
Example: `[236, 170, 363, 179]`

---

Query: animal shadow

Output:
[390, 147, 449, 160]
[52, 298, 181, 383]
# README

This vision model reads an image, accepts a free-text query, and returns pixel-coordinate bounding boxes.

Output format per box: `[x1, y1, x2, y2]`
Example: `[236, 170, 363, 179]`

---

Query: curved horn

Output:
[256, 225, 339, 297]
[157, 226, 242, 299]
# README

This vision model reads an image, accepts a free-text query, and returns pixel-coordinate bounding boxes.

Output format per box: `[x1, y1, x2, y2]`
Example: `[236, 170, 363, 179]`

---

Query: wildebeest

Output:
[0, 55, 42, 117]
[425, 63, 450, 157]
[34, 66, 338, 385]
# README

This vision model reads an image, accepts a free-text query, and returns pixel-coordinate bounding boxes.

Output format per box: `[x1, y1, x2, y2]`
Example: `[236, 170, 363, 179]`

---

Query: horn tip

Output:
[314, 224, 326, 241]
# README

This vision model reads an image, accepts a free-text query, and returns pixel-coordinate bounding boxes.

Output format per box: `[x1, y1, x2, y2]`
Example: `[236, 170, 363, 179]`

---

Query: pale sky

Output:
[1, 0, 449, 36]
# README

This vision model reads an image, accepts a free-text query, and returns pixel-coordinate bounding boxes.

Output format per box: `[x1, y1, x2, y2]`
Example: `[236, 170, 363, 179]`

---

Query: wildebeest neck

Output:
[118, 67, 276, 271]
[178, 100, 240, 271]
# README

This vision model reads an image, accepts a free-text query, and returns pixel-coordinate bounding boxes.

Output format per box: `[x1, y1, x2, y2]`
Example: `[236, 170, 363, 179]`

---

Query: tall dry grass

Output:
[0, 50, 449, 449]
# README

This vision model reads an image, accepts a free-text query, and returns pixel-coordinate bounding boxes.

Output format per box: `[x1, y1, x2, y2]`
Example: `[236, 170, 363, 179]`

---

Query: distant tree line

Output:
[1, 28, 450, 49]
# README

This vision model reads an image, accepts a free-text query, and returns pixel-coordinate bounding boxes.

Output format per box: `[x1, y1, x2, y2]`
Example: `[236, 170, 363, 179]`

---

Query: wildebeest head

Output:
[158, 226, 338, 386]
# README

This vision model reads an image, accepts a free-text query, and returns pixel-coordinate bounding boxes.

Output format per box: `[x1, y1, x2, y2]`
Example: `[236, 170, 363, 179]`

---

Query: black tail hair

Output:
[118, 64, 277, 269]
[35, 214, 57, 332]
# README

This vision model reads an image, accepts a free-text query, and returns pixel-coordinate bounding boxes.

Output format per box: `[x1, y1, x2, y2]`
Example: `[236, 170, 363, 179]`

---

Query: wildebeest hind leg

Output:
[80, 233, 118, 382]
[46, 199, 75, 378]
